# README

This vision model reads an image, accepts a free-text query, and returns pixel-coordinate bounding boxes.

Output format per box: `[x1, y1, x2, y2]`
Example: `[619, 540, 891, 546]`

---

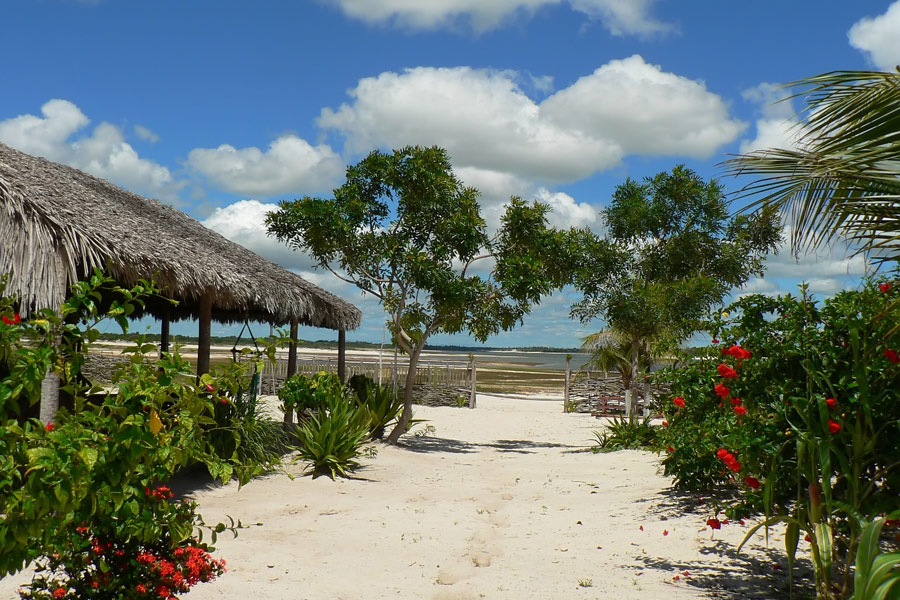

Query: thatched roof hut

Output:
[0, 141, 360, 331]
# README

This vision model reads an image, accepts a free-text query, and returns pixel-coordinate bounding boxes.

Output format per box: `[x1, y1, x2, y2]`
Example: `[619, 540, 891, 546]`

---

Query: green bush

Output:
[592, 415, 659, 452]
[278, 371, 344, 416]
[0, 271, 243, 596]
[293, 380, 371, 478]
[657, 279, 900, 598]
[348, 374, 403, 440]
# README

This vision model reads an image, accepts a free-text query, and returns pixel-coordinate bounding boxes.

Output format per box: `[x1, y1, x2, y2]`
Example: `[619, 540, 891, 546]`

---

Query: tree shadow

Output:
[483, 439, 577, 454]
[400, 435, 477, 454]
[629, 540, 816, 599]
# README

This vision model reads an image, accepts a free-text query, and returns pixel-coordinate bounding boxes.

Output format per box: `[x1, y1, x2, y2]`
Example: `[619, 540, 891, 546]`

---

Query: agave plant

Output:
[724, 69, 900, 263]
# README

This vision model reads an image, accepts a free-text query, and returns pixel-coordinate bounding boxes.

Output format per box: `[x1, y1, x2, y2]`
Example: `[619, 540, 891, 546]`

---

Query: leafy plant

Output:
[349, 374, 403, 440]
[592, 416, 659, 452]
[292, 384, 371, 478]
[278, 371, 344, 416]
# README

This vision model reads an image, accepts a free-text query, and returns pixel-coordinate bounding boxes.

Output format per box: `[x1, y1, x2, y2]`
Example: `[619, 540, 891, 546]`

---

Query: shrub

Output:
[592, 415, 659, 452]
[0, 271, 244, 596]
[278, 371, 344, 416]
[657, 279, 900, 598]
[293, 380, 371, 478]
[349, 374, 403, 440]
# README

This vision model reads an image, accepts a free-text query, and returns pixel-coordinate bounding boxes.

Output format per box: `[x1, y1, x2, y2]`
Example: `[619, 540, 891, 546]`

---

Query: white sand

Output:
[0, 395, 802, 599]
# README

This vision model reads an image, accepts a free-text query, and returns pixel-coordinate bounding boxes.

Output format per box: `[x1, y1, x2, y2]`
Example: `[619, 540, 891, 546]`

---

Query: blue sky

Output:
[2, 0, 897, 347]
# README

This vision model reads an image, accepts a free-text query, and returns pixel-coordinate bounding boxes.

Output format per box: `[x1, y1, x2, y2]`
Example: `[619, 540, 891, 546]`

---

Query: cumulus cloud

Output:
[201, 199, 319, 271]
[320, 57, 744, 184]
[186, 135, 345, 197]
[739, 82, 801, 154]
[134, 124, 160, 143]
[534, 188, 598, 229]
[849, 1, 900, 70]
[0, 99, 183, 202]
[322, 0, 673, 36]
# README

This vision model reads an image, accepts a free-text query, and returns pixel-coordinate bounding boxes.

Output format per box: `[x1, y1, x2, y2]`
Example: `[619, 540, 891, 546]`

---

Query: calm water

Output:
[431, 349, 592, 372]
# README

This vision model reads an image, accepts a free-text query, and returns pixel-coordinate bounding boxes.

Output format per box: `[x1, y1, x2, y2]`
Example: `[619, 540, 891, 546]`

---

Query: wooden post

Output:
[337, 329, 346, 383]
[159, 311, 170, 358]
[468, 354, 477, 409]
[196, 291, 212, 377]
[284, 318, 298, 430]
[564, 354, 572, 413]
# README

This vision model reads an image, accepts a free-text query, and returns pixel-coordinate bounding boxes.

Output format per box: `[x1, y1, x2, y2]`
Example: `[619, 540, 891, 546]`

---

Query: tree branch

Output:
[322, 264, 384, 300]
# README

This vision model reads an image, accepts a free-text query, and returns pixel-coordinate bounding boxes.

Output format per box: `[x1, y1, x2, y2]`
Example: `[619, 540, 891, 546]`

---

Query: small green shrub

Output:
[592, 416, 659, 452]
[278, 371, 344, 416]
[349, 374, 403, 440]
[293, 384, 371, 478]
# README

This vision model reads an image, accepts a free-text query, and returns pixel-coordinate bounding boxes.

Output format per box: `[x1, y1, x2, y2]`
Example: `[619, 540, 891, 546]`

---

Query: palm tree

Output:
[580, 329, 647, 391]
[723, 69, 900, 263]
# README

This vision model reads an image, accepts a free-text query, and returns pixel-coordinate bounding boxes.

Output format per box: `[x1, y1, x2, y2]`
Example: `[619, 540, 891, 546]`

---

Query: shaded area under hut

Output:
[0, 141, 360, 421]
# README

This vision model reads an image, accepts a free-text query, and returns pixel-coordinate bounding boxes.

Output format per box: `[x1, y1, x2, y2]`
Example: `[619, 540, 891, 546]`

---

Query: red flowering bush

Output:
[0, 272, 258, 596]
[657, 278, 900, 598]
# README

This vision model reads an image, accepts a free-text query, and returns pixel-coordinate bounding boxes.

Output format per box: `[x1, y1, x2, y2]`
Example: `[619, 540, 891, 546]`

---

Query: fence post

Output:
[564, 354, 572, 413]
[468, 354, 477, 409]
[624, 389, 632, 418]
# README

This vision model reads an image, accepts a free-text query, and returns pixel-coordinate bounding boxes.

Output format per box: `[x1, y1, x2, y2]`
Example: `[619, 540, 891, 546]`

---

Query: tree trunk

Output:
[385, 346, 422, 445]
[39, 366, 60, 426]
[629, 333, 641, 419]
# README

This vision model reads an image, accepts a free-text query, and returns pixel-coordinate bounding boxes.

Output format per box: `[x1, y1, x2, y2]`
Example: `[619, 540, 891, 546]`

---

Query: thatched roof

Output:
[0, 142, 361, 330]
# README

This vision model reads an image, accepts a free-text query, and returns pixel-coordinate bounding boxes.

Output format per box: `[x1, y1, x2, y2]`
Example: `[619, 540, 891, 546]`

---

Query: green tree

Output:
[266, 146, 573, 444]
[724, 70, 900, 262]
[571, 165, 781, 411]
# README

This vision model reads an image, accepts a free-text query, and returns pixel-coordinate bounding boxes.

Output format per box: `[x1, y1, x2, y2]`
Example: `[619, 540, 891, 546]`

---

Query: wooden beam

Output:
[287, 318, 298, 379]
[160, 310, 170, 358]
[337, 329, 346, 382]
[196, 292, 212, 377]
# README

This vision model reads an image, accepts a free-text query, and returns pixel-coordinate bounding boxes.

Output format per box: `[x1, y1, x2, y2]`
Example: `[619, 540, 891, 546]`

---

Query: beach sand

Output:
[0, 394, 801, 599]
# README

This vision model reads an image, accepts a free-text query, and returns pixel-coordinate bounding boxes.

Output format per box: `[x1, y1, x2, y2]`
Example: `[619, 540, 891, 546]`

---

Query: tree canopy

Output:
[266, 145, 575, 442]
[570, 166, 781, 401]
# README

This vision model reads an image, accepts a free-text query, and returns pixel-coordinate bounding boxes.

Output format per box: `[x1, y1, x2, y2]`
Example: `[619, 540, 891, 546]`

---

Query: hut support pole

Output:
[160, 312, 170, 358]
[337, 329, 346, 383]
[284, 319, 298, 431]
[564, 355, 571, 413]
[197, 292, 212, 377]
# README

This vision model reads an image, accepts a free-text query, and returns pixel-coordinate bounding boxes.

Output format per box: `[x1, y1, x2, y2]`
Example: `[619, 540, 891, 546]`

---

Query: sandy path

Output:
[0, 395, 800, 599]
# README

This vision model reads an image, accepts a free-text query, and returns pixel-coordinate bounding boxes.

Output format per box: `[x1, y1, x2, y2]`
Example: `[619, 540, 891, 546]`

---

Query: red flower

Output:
[666, 446, 674, 452]
[662, 529, 668, 536]
[743, 476, 760, 490]
[825, 397, 836, 409]
[672, 397, 685, 408]
[730, 397, 742, 406]
[725, 458, 741, 472]
[716, 448, 730, 460]
[885, 348, 900, 364]
[880, 282, 892, 293]
[712, 338, 719, 344]
[828, 419, 841, 435]
[52, 587, 66, 598]
[219, 396, 229, 405]
[706, 518, 721, 530]
[723, 344, 752, 359]
[733, 405, 747, 416]
[205, 384, 215, 393]
[1, 313, 21, 325]
[661, 420, 668, 426]
[45, 422, 54, 432]
[717, 364, 738, 378]
[136, 584, 147, 593]
[714, 383, 730, 399]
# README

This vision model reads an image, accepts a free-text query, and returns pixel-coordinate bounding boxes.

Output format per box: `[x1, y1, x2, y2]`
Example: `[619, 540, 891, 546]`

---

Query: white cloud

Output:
[201, 199, 319, 271]
[322, 0, 673, 36]
[737, 277, 777, 296]
[739, 82, 801, 154]
[0, 99, 182, 202]
[134, 124, 160, 143]
[186, 135, 345, 197]
[320, 57, 744, 184]
[534, 188, 598, 229]
[849, 1, 900, 70]
[541, 55, 745, 158]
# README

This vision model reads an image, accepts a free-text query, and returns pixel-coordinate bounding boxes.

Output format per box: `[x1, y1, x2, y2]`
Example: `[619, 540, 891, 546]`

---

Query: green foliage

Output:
[592, 416, 659, 453]
[278, 371, 345, 416]
[292, 383, 371, 479]
[0, 271, 250, 596]
[658, 278, 900, 599]
[724, 70, 900, 262]
[266, 145, 575, 443]
[348, 374, 403, 440]
[571, 165, 781, 365]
